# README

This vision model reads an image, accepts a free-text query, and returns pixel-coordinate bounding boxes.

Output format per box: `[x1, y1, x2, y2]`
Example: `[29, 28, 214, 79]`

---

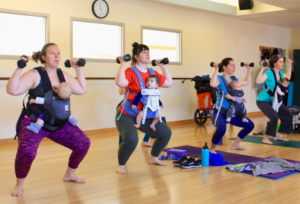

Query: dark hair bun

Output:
[132, 42, 139, 48]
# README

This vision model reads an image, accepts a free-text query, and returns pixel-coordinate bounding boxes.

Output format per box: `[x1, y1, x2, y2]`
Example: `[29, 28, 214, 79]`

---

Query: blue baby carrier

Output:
[213, 75, 238, 126]
[117, 67, 162, 124]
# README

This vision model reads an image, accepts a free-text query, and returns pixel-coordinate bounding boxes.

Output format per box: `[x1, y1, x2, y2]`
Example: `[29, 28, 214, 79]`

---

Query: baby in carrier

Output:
[132, 75, 163, 131]
[225, 81, 248, 123]
[272, 77, 290, 112]
[26, 82, 78, 133]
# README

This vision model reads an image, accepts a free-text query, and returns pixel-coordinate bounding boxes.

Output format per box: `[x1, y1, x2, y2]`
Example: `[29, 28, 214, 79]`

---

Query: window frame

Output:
[0, 8, 49, 60]
[71, 17, 125, 63]
[141, 25, 182, 65]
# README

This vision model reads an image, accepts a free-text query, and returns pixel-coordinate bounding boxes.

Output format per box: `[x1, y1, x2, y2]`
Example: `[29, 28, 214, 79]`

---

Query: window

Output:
[72, 18, 124, 62]
[142, 26, 182, 64]
[0, 10, 47, 58]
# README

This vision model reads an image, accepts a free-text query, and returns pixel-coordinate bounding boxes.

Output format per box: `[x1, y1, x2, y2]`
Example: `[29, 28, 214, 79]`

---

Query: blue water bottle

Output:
[202, 142, 210, 167]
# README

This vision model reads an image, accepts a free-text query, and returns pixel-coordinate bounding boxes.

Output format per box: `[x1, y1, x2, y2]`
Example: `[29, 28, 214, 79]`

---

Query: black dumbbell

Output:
[152, 58, 169, 66]
[116, 54, 131, 64]
[241, 62, 254, 67]
[210, 62, 223, 69]
[17, 55, 28, 69]
[65, 58, 86, 68]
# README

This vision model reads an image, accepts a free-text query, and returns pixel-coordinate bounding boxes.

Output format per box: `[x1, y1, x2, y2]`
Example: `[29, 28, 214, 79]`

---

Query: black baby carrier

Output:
[15, 67, 71, 139]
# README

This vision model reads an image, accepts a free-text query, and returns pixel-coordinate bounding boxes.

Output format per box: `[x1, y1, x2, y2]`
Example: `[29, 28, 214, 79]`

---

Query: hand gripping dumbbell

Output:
[241, 62, 254, 67]
[17, 55, 29, 69]
[152, 58, 169, 66]
[116, 54, 131, 64]
[210, 62, 223, 69]
[260, 61, 268, 67]
[64, 58, 86, 68]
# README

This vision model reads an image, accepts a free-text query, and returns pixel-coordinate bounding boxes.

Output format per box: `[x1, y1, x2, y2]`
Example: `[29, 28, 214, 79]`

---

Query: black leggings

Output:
[256, 100, 292, 137]
[115, 110, 172, 165]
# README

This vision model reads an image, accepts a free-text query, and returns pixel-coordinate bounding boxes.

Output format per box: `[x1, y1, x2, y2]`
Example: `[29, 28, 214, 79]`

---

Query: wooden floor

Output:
[1, 115, 300, 204]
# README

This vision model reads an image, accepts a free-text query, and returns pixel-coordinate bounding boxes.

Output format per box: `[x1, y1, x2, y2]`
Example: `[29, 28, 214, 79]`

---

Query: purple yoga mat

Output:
[164, 146, 300, 180]
[240, 157, 299, 180]
[164, 145, 260, 164]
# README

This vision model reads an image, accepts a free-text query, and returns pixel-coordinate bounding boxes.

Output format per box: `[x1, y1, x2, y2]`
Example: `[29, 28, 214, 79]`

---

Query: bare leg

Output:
[274, 132, 289, 141]
[11, 178, 25, 197]
[149, 116, 160, 132]
[231, 137, 247, 150]
[36, 118, 44, 126]
[149, 155, 167, 166]
[210, 143, 217, 153]
[63, 167, 86, 183]
[134, 111, 144, 129]
[141, 141, 153, 147]
[116, 165, 126, 175]
[262, 135, 273, 145]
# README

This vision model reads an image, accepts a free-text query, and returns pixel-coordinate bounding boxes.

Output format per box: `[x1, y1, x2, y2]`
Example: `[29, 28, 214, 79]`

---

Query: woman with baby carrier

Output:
[210, 58, 255, 153]
[115, 42, 172, 175]
[256, 55, 293, 144]
[6, 43, 90, 197]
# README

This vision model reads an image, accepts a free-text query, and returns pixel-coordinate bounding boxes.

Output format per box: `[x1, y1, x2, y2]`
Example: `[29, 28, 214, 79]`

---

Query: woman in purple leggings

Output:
[6, 43, 90, 197]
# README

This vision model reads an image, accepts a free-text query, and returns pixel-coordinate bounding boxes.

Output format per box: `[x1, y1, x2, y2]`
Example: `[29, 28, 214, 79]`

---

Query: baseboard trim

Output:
[0, 111, 264, 143]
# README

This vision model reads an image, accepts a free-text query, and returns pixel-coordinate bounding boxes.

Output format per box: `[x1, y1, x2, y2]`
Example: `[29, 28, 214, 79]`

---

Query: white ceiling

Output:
[140, 0, 300, 28]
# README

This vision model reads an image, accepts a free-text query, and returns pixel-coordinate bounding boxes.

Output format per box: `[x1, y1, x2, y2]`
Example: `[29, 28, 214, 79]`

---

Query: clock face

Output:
[92, 0, 109, 19]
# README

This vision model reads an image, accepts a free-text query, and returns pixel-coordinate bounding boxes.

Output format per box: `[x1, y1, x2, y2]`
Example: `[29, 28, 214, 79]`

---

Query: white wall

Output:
[0, 0, 291, 139]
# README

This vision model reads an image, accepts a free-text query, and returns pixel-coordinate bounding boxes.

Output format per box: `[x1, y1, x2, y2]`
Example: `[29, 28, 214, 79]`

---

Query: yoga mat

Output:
[164, 146, 300, 180]
[163, 145, 261, 165]
[229, 136, 300, 148]
[240, 157, 299, 180]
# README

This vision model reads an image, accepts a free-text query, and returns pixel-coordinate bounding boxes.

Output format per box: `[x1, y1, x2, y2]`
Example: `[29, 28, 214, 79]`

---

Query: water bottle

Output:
[202, 142, 210, 167]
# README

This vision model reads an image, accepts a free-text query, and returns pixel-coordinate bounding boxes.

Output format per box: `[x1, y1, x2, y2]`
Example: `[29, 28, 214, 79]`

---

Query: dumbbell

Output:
[64, 58, 86, 68]
[260, 61, 268, 67]
[291, 60, 297, 66]
[152, 58, 169, 66]
[210, 62, 223, 69]
[116, 54, 131, 64]
[241, 62, 254, 67]
[17, 55, 29, 69]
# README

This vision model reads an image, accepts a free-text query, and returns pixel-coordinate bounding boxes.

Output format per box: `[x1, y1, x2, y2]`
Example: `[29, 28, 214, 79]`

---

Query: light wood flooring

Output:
[1, 115, 300, 204]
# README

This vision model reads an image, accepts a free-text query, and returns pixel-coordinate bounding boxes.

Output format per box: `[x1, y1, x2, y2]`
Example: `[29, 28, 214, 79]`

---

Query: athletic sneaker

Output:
[173, 156, 188, 166]
[180, 157, 195, 168]
[181, 158, 202, 168]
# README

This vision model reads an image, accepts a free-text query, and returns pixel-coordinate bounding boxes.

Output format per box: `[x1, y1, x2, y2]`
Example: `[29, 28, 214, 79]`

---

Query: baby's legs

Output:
[150, 116, 160, 132]
[26, 114, 44, 134]
[134, 111, 144, 129]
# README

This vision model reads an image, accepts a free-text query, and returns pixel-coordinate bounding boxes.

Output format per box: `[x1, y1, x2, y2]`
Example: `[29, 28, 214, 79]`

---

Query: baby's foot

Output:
[242, 118, 249, 123]
[134, 124, 140, 129]
[150, 125, 156, 132]
[26, 123, 42, 134]
[116, 165, 126, 175]
[69, 117, 78, 126]
[226, 118, 231, 123]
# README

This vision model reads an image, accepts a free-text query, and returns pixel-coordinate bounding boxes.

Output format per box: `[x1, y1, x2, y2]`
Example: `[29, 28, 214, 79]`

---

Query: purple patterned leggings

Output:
[15, 116, 91, 178]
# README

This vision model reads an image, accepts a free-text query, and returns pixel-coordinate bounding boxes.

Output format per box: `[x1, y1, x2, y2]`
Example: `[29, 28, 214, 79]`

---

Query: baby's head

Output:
[57, 82, 72, 100]
[230, 81, 242, 91]
[281, 77, 290, 87]
[146, 75, 160, 89]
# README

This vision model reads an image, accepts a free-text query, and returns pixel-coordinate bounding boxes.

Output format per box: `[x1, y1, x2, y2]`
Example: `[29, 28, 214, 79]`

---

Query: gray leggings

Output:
[115, 110, 172, 165]
[256, 100, 292, 137]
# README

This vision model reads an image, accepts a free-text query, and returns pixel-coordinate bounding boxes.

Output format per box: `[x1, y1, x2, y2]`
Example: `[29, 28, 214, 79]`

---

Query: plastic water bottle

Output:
[202, 142, 210, 167]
